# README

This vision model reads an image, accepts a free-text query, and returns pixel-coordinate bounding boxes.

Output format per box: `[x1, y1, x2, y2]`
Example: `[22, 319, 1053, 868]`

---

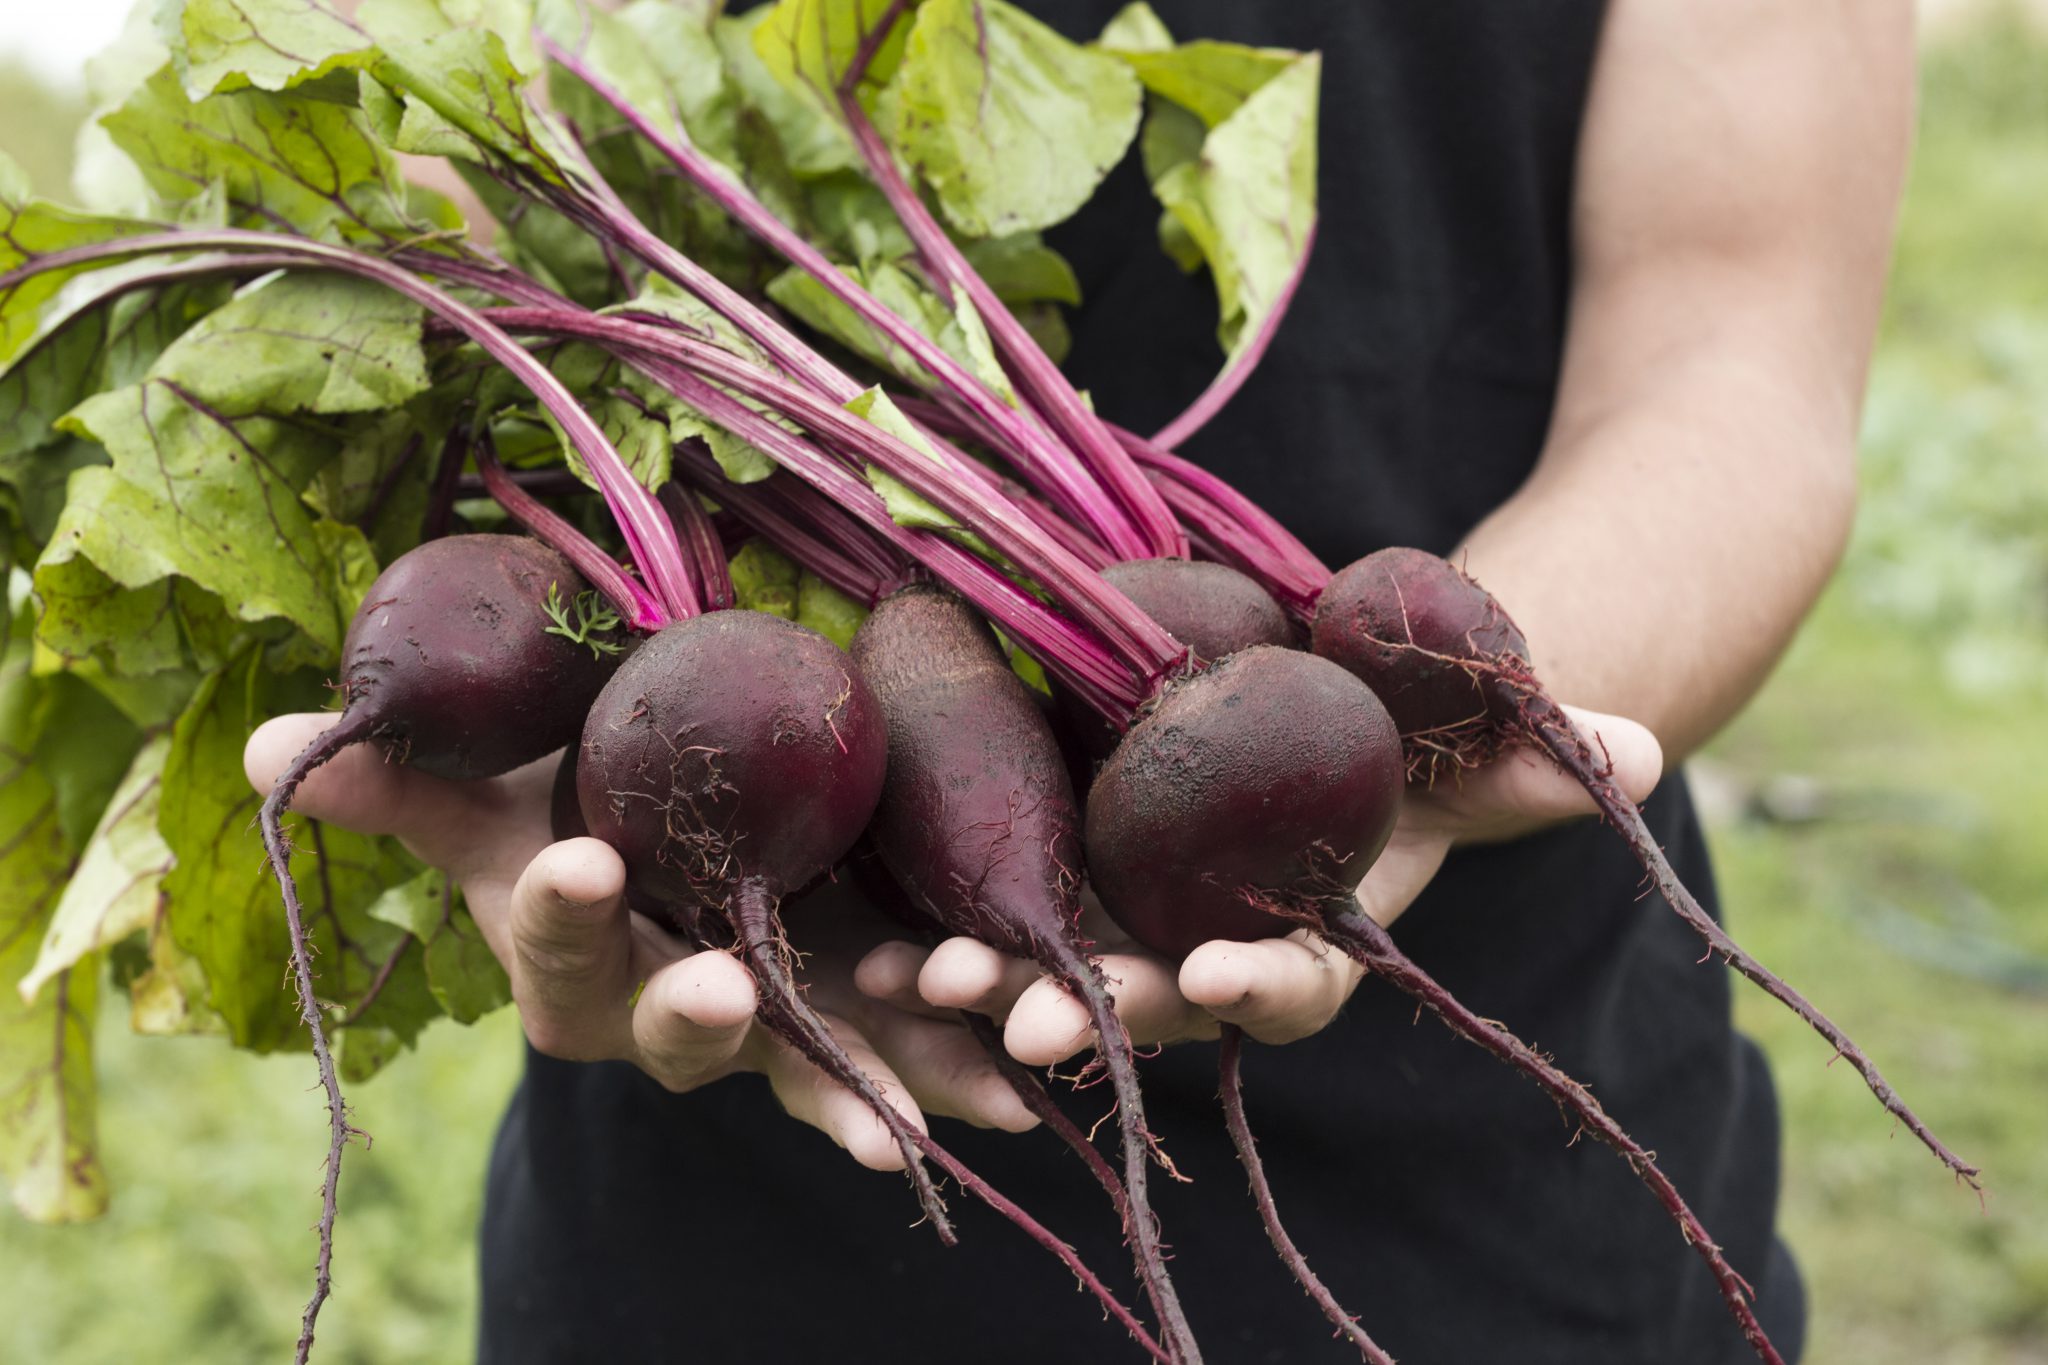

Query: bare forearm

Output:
[1454, 0, 1913, 764]
[1457, 351, 1856, 761]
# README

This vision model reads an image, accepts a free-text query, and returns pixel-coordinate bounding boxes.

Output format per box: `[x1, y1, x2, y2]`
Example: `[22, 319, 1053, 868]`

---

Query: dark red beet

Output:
[257, 533, 623, 1365]
[1312, 547, 1978, 1191]
[550, 746, 587, 841]
[341, 534, 620, 780]
[1086, 646, 1405, 958]
[1312, 545, 1528, 779]
[1090, 560, 1383, 1360]
[573, 610, 1167, 1361]
[577, 610, 885, 907]
[853, 587, 1083, 959]
[852, 586, 1198, 1361]
[1063, 559, 1297, 762]
[1102, 558, 1296, 663]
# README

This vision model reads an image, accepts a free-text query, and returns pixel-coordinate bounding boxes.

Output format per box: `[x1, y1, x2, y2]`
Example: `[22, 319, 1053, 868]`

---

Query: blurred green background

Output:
[3, 8, 2046, 1362]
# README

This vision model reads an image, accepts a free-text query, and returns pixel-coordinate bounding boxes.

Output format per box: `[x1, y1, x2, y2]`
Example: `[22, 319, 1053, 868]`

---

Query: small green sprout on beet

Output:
[543, 581, 625, 659]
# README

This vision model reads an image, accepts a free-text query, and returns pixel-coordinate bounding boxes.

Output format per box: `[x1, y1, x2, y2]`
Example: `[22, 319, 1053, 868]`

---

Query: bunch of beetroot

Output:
[0, 5, 1976, 1362]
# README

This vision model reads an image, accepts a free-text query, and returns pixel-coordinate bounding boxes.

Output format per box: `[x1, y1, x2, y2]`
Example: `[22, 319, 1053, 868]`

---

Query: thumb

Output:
[506, 838, 637, 1062]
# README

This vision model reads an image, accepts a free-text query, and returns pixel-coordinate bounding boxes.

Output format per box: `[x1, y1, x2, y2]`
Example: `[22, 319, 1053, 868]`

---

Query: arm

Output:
[884, 0, 1915, 1059]
[1462, 0, 1914, 761]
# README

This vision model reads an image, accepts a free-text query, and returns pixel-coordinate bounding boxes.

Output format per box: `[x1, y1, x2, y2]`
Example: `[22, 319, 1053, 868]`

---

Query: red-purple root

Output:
[732, 910, 1170, 1363]
[727, 879, 955, 1242]
[257, 711, 378, 1365]
[1218, 1026, 1394, 1364]
[1318, 902, 1786, 1365]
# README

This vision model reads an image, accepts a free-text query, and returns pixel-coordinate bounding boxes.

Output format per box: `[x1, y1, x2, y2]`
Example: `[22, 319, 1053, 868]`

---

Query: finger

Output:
[506, 838, 637, 1062]
[244, 713, 556, 877]
[916, 937, 1042, 1020]
[1004, 952, 1208, 1066]
[630, 950, 758, 1092]
[864, 1009, 1039, 1133]
[1179, 933, 1365, 1044]
[1454, 706, 1664, 828]
[1351, 833, 1452, 930]
[852, 940, 954, 1020]
[761, 1015, 928, 1172]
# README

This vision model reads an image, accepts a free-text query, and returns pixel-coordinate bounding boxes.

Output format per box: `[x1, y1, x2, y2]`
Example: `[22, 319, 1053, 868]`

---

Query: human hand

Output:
[857, 704, 1662, 1061]
[245, 714, 1038, 1171]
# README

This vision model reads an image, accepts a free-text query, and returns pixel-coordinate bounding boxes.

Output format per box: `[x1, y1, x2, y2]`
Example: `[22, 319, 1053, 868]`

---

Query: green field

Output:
[4, 12, 2046, 1363]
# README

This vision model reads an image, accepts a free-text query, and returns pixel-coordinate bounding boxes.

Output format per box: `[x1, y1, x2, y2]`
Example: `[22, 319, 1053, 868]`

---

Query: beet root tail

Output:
[1041, 940, 1204, 1363]
[1524, 698, 1980, 1190]
[1322, 904, 1787, 1365]
[1219, 1026, 1395, 1364]
[257, 711, 377, 1365]
[728, 878, 956, 1243]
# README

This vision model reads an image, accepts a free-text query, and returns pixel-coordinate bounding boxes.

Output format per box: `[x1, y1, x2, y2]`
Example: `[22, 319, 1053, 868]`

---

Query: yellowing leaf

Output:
[19, 736, 173, 1005]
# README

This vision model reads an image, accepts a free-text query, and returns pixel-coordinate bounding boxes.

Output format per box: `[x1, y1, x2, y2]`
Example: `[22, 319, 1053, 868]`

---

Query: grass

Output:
[4, 10, 2048, 1363]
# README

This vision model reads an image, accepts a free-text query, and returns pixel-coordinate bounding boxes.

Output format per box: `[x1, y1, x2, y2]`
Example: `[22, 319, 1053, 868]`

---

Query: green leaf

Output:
[423, 903, 509, 1023]
[752, 0, 913, 119]
[304, 411, 436, 567]
[30, 551, 235, 679]
[888, 0, 1142, 236]
[1, 273, 233, 558]
[33, 381, 349, 668]
[126, 913, 225, 1036]
[29, 674, 143, 850]
[1149, 53, 1319, 364]
[1111, 41, 1297, 129]
[18, 736, 172, 1005]
[959, 233, 1081, 306]
[0, 179, 162, 362]
[150, 274, 430, 418]
[0, 614, 106, 1223]
[357, 0, 542, 77]
[1097, 3, 1172, 53]
[101, 67, 417, 241]
[765, 258, 1010, 398]
[728, 539, 799, 619]
[795, 570, 867, 650]
[540, 0, 740, 165]
[716, 8, 858, 180]
[368, 28, 568, 183]
[846, 385, 959, 534]
[160, 651, 425, 1050]
[159, 0, 375, 99]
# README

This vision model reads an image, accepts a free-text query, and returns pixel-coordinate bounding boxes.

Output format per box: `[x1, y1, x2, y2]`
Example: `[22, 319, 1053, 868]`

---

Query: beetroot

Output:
[1101, 559, 1297, 663]
[1086, 646, 1405, 958]
[576, 608, 1166, 1359]
[1312, 547, 1978, 1189]
[852, 586, 1197, 1360]
[257, 534, 624, 1360]
[1062, 559, 1300, 763]
[576, 611, 884, 910]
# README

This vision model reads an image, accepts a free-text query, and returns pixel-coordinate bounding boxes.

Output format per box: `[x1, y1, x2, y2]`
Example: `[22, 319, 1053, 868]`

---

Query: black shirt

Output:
[479, 4, 1805, 1360]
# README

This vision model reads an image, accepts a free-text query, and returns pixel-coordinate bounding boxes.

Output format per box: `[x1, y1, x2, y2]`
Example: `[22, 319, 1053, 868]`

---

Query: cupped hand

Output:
[245, 713, 1037, 1172]
[857, 704, 1662, 1061]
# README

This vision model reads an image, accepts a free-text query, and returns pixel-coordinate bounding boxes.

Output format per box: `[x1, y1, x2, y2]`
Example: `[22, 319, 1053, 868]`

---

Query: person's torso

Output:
[478, 6, 1805, 1361]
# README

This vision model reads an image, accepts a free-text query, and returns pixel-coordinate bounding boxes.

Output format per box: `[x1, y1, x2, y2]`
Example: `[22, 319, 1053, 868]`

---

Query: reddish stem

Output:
[1218, 1026, 1393, 1364]
[1150, 220, 1319, 453]
[472, 433, 669, 627]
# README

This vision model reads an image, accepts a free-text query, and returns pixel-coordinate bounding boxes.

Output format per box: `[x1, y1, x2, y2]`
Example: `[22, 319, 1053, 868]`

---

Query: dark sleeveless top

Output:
[479, 4, 1806, 1361]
